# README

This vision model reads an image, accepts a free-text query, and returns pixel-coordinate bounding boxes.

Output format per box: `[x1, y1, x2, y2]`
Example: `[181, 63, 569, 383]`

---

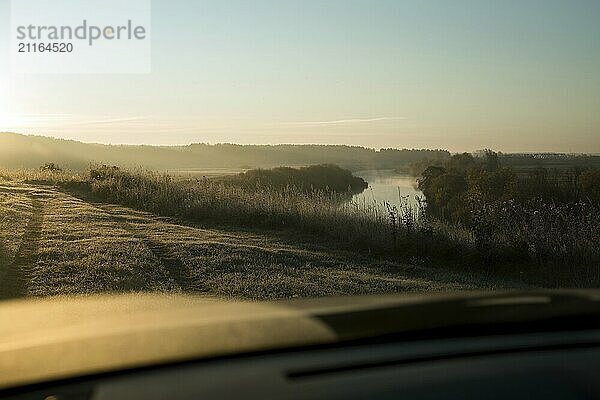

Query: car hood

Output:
[1, 290, 600, 390]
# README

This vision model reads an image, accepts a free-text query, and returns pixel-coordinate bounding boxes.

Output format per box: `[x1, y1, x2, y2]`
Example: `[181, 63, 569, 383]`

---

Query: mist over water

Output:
[352, 170, 423, 209]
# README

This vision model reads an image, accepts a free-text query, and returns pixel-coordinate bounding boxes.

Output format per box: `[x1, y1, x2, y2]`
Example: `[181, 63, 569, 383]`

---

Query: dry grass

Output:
[83, 166, 397, 251]
[2, 151, 598, 296]
[0, 169, 527, 300]
[76, 166, 600, 287]
[0, 184, 35, 263]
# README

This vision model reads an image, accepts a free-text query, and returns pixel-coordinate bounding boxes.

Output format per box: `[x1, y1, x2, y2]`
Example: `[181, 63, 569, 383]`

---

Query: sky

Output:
[0, 0, 599, 152]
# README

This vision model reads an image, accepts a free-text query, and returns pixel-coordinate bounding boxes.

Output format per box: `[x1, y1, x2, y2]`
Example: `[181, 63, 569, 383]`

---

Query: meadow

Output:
[1, 166, 514, 300]
[1, 155, 598, 301]
[85, 161, 600, 287]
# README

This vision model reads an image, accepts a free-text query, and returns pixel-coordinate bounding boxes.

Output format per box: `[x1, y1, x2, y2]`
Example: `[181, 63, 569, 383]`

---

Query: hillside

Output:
[0, 132, 449, 172]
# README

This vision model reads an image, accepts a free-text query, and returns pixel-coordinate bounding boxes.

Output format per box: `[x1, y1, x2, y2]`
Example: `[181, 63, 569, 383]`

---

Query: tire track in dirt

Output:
[61, 189, 202, 293]
[139, 236, 203, 293]
[107, 212, 204, 293]
[0, 194, 43, 299]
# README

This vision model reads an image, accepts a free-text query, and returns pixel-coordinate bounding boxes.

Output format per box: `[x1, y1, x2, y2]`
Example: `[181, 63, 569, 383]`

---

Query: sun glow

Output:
[0, 112, 27, 132]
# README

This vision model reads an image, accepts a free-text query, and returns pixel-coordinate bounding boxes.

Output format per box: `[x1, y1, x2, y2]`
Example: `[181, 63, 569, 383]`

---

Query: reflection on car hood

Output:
[1, 290, 600, 390]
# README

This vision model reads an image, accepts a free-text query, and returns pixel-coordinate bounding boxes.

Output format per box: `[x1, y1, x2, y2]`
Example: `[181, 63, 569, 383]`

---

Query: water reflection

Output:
[352, 170, 423, 208]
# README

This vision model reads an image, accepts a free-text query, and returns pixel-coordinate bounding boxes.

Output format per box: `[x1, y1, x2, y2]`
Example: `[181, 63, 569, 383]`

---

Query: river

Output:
[352, 170, 424, 209]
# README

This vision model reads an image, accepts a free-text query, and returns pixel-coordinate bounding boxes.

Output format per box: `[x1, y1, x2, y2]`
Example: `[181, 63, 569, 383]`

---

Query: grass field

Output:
[0, 175, 528, 300]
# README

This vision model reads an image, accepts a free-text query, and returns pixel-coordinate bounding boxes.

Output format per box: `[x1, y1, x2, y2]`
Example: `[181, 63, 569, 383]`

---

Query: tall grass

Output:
[84, 166, 396, 249]
[0, 238, 8, 267]
[0, 167, 84, 184]
[469, 198, 600, 285]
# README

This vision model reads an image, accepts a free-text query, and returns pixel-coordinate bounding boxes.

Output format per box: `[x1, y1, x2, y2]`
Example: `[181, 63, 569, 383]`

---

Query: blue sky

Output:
[0, 0, 599, 152]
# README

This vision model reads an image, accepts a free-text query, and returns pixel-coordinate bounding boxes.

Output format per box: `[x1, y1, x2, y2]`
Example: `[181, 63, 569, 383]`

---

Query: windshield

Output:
[0, 0, 599, 302]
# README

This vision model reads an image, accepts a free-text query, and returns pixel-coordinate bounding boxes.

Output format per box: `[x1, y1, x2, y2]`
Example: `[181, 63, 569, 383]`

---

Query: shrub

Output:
[40, 163, 62, 172]
[223, 164, 368, 194]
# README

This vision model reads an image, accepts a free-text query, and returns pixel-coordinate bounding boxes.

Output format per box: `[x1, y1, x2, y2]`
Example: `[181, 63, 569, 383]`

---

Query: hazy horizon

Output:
[3, 131, 600, 156]
[1, 0, 599, 153]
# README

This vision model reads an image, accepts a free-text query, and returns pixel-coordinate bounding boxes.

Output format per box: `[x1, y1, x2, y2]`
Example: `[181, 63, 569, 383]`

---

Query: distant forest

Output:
[2, 132, 599, 174]
[0, 132, 449, 171]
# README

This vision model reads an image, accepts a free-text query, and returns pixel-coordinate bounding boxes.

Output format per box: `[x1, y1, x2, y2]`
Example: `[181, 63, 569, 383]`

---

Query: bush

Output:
[40, 163, 62, 172]
[416, 153, 600, 285]
[223, 164, 368, 194]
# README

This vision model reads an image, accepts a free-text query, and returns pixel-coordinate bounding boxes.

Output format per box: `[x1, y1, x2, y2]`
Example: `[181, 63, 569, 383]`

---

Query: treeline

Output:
[416, 151, 600, 284]
[187, 143, 450, 171]
[408, 151, 600, 177]
[0, 132, 449, 171]
[498, 152, 600, 171]
[418, 151, 600, 223]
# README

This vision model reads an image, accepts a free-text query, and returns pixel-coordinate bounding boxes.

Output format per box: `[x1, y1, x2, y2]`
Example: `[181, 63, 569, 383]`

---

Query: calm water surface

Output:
[353, 170, 423, 209]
